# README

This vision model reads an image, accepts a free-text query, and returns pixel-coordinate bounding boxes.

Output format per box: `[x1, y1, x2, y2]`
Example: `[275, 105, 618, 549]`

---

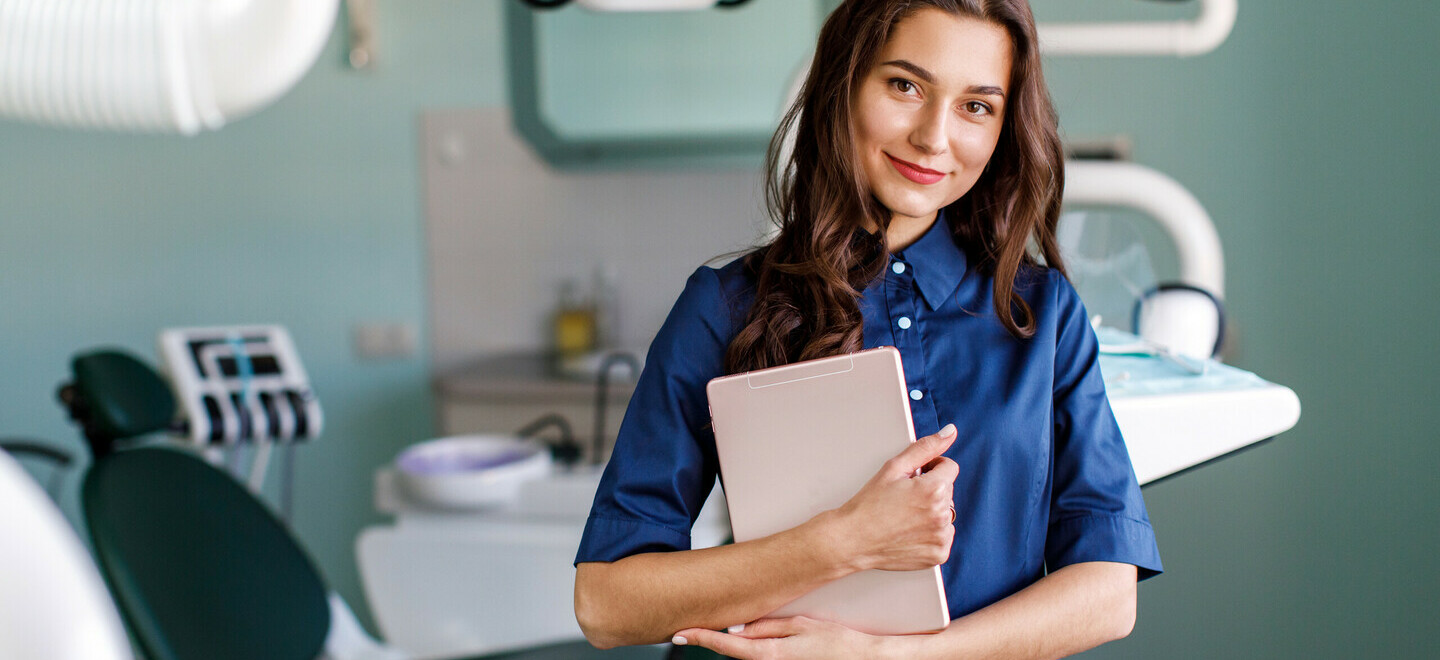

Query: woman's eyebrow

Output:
[880, 59, 936, 84]
[880, 60, 1006, 99]
[968, 85, 1007, 100]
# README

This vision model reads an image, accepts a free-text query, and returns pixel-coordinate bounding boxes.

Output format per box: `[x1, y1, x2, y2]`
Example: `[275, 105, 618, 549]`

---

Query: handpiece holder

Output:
[157, 325, 323, 446]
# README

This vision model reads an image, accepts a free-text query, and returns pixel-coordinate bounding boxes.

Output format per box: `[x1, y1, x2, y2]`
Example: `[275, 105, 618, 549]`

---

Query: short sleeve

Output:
[575, 266, 734, 564]
[1046, 274, 1163, 580]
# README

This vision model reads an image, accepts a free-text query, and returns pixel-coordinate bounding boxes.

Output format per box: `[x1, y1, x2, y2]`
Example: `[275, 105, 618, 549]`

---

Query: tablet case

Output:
[706, 346, 950, 634]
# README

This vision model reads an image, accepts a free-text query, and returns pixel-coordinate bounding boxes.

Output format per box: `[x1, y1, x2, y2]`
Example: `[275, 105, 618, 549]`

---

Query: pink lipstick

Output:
[886, 154, 945, 185]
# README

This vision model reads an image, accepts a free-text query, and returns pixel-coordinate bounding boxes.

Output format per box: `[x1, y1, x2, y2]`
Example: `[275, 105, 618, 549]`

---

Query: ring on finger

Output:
[948, 506, 956, 524]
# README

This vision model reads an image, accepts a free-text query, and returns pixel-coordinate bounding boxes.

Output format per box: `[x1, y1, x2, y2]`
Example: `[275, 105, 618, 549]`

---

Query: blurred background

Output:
[0, 0, 1435, 658]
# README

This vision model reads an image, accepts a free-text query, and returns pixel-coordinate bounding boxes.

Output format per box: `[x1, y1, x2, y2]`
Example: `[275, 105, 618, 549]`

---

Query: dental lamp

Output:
[0, 0, 340, 134]
[1041, 0, 1237, 58]
[1063, 161, 1226, 359]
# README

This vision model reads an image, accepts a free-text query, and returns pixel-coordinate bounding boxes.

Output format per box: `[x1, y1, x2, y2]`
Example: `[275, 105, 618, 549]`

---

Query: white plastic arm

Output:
[0, 450, 133, 660]
[321, 592, 411, 660]
[1063, 160, 1225, 298]
[0, 0, 339, 134]
[1039, 0, 1237, 57]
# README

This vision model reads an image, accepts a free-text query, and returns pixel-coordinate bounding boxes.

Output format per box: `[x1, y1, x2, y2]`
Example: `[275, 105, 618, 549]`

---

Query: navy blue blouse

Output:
[576, 215, 1162, 620]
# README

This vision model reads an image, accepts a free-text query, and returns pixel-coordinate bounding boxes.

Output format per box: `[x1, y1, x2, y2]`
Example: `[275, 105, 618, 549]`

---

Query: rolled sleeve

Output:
[1046, 515, 1163, 580]
[577, 515, 696, 562]
[575, 266, 736, 565]
[1047, 274, 1163, 579]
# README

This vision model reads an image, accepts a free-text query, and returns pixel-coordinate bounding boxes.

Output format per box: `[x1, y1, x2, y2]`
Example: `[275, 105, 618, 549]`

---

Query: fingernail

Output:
[672, 636, 688, 645]
[728, 624, 745, 634]
[940, 423, 956, 437]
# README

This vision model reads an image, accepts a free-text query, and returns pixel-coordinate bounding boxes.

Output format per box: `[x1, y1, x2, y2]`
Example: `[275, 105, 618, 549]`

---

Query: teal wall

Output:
[1, 1, 1437, 657]
[1043, 2, 1440, 658]
[0, 0, 507, 633]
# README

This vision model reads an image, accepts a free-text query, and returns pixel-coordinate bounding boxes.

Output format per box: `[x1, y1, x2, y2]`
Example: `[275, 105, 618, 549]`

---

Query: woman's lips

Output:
[885, 154, 946, 185]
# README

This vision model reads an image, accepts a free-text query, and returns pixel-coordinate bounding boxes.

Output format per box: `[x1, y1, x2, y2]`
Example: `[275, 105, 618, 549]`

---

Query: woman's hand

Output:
[821, 423, 959, 573]
[673, 617, 887, 660]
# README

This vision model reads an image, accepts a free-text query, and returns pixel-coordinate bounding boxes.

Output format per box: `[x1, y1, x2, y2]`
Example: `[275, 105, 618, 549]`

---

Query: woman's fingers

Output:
[673, 628, 758, 658]
[921, 455, 960, 483]
[732, 616, 810, 639]
[674, 618, 821, 659]
[884, 423, 957, 477]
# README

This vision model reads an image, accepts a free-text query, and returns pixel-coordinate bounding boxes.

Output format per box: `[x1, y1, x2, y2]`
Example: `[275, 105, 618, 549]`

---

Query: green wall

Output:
[1, 1, 1436, 657]
[0, 0, 507, 633]
[1044, 3, 1440, 658]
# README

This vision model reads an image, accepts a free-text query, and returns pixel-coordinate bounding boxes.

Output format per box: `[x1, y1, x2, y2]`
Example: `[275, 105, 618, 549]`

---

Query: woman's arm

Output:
[674, 561, 1137, 659]
[576, 426, 961, 649]
[576, 512, 849, 649]
[882, 561, 1137, 659]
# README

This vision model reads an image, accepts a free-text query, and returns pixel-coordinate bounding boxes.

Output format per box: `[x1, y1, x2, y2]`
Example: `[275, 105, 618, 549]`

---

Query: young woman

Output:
[574, 1, 1162, 657]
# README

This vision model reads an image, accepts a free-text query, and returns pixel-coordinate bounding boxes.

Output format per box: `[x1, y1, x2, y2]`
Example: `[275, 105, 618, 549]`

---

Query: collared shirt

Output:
[576, 215, 1162, 620]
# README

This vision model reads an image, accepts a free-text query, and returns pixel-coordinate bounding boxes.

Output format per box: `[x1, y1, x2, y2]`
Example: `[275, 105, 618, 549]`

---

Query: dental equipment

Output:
[395, 435, 554, 510]
[1064, 160, 1226, 359]
[158, 326, 323, 447]
[0, 0, 339, 134]
[157, 325, 321, 518]
[1065, 160, 1225, 299]
[1040, 0, 1238, 57]
[1095, 318, 1208, 376]
[0, 449, 133, 660]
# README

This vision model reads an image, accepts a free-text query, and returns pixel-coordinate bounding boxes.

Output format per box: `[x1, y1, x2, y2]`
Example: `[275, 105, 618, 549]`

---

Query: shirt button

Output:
[892, 262, 906, 274]
[909, 389, 923, 401]
[897, 317, 912, 330]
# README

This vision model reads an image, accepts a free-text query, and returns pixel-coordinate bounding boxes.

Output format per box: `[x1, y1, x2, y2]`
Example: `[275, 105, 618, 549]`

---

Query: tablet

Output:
[706, 346, 950, 635]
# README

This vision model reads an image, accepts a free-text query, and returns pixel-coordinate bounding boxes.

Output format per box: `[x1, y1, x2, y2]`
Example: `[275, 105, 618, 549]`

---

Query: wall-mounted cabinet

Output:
[505, 0, 827, 168]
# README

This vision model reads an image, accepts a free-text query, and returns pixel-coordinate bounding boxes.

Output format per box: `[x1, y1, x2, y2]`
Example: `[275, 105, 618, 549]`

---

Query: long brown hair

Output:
[724, 0, 1066, 375]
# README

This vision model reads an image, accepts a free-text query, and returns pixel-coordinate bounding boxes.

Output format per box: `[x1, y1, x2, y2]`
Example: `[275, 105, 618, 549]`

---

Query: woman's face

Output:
[853, 8, 1013, 232]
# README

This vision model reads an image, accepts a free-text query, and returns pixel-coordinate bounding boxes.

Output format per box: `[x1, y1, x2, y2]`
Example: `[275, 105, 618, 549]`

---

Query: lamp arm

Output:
[1064, 160, 1225, 299]
[1038, 0, 1238, 57]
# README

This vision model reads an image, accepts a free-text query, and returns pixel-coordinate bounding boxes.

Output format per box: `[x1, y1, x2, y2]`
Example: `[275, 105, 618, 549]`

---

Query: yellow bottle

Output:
[553, 280, 597, 359]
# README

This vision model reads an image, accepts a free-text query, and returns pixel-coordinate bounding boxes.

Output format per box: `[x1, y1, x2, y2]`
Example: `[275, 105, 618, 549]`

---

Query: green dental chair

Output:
[58, 349, 674, 660]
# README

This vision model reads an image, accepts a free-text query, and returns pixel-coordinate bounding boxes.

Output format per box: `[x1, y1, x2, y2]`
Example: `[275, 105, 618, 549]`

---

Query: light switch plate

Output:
[354, 322, 417, 360]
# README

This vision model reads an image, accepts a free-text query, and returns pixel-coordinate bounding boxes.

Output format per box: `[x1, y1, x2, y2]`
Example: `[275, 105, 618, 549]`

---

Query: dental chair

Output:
[57, 348, 666, 660]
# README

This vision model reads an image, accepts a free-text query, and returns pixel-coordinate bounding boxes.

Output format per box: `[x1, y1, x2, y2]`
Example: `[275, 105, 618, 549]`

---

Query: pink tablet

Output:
[706, 346, 949, 635]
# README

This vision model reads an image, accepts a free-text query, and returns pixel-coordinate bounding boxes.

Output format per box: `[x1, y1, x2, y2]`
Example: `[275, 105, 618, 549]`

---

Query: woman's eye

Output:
[889, 78, 917, 95]
[963, 101, 993, 116]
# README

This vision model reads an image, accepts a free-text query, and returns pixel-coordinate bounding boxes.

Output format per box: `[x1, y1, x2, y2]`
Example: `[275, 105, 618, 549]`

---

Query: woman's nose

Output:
[909, 105, 949, 156]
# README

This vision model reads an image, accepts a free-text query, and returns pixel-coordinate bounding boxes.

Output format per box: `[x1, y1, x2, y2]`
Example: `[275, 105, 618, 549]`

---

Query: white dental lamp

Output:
[0, 0, 340, 134]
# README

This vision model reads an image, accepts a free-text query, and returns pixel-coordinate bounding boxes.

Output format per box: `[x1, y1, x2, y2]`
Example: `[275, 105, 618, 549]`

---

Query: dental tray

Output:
[1095, 327, 1300, 486]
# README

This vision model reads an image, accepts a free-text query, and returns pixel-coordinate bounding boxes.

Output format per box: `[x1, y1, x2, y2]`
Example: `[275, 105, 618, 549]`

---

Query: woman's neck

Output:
[885, 212, 939, 253]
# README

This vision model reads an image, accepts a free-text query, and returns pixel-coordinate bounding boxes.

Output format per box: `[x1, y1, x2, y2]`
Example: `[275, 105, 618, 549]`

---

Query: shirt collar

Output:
[894, 212, 968, 310]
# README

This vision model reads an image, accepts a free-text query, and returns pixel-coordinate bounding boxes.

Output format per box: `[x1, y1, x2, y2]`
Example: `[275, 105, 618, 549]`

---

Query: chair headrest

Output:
[65, 350, 176, 445]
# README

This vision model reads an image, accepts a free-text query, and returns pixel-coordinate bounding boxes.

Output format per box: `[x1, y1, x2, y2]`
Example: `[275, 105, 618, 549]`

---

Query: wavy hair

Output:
[725, 0, 1066, 375]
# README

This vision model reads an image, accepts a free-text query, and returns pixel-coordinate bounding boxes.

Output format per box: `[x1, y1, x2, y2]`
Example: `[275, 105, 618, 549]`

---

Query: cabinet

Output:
[504, 0, 827, 168]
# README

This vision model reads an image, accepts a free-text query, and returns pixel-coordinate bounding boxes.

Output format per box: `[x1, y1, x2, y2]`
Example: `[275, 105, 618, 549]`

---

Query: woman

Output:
[574, 1, 1162, 657]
